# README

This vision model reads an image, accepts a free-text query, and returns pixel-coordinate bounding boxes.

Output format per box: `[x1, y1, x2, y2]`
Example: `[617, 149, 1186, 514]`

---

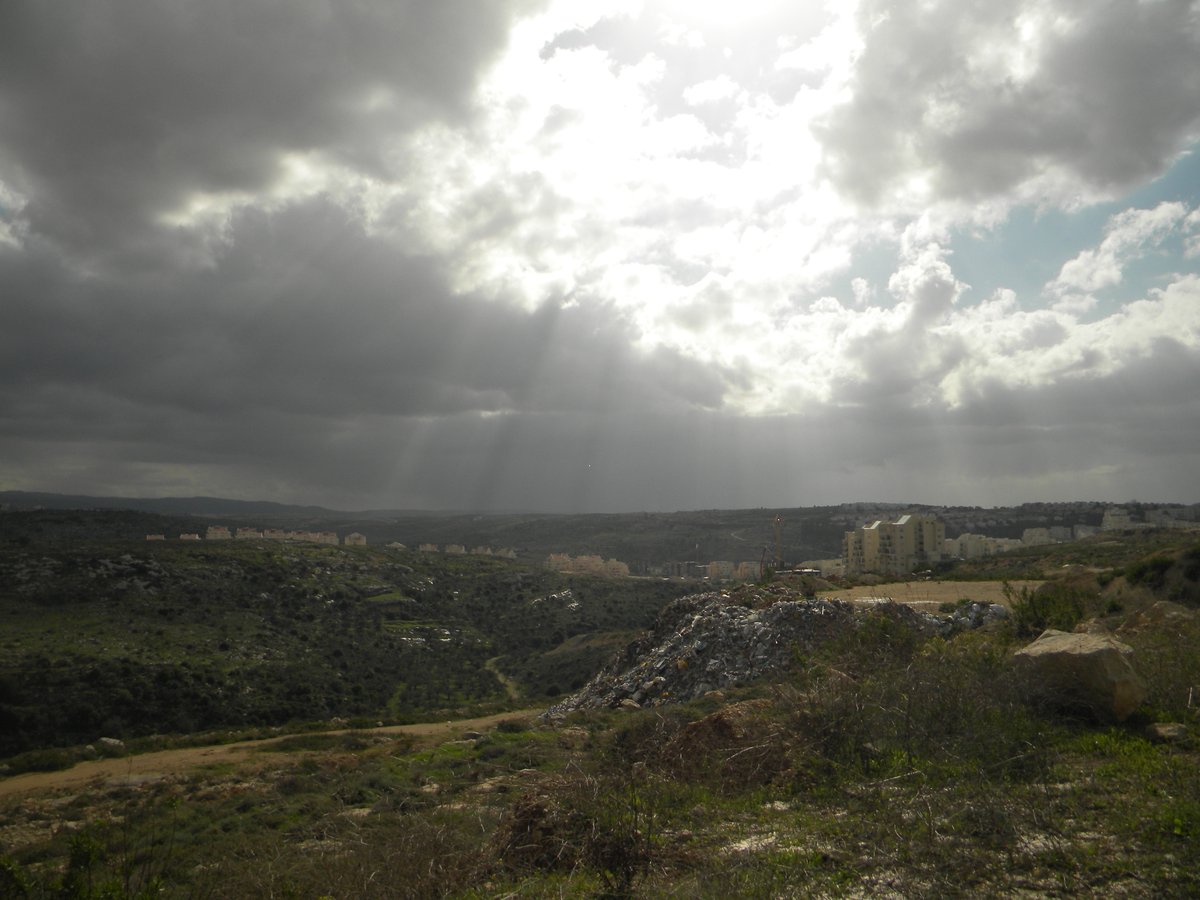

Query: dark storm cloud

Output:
[344, 345, 1200, 510]
[818, 0, 1200, 205]
[0, 0, 747, 508]
[0, 195, 732, 502]
[2, 0, 1197, 512]
[0, 0, 540, 264]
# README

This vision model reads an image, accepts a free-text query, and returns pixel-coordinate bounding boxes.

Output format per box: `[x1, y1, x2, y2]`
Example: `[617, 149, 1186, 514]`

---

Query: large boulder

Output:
[1012, 629, 1146, 722]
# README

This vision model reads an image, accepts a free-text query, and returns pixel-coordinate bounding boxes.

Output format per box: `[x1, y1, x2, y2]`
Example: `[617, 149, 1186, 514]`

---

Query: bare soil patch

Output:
[821, 579, 1043, 610]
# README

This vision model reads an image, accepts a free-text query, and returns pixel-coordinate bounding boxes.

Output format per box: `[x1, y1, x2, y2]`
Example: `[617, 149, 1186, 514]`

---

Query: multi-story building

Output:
[844, 514, 944, 577]
[344, 532, 367, 546]
[943, 533, 1022, 559]
[707, 560, 736, 580]
[1022, 527, 1053, 546]
[1101, 507, 1135, 531]
[735, 561, 761, 580]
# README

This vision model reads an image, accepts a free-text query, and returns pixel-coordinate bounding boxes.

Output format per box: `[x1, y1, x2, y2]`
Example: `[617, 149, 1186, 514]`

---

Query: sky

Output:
[2, 0, 1199, 514]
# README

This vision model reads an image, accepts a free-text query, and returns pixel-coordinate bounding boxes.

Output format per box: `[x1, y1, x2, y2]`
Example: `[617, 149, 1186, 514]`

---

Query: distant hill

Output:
[5, 491, 1198, 571]
[0, 491, 339, 518]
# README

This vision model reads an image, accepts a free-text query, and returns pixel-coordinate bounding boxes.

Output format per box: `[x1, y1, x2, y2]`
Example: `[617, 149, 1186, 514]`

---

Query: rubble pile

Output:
[548, 591, 997, 716]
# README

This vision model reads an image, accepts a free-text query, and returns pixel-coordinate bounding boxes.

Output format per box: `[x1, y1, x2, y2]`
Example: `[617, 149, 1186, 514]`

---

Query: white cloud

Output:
[682, 74, 741, 105]
[1185, 208, 1200, 259]
[817, 0, 1200, 210]
[1046, 201, 1189, 296]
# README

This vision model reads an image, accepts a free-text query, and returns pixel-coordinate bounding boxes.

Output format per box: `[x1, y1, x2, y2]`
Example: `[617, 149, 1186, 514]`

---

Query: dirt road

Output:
[0, 709, 540, 802]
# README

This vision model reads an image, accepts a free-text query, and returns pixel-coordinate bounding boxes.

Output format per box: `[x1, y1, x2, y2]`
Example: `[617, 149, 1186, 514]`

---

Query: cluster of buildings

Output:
[417, 543, 517, 559]
[1102, 506, 1195, 530]
[658, 560, 765, 581]
[146, 526, 368, 545]
[843, 504, 1198, 577]
[544, 553, 631, 577]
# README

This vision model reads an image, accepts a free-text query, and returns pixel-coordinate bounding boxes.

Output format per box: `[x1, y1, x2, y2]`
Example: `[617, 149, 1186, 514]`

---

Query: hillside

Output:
[0, 526, 692, 759]
[0, 536, 1197, 897]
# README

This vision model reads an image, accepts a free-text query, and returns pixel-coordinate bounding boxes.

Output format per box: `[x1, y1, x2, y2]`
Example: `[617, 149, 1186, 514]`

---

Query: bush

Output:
[490, 767, 668, 896]
[1126, 555, 1174, 589]
[1125, 616, 1200, 720]
[789, 629, 1051, 782]
[1006, 580, 1092, 636]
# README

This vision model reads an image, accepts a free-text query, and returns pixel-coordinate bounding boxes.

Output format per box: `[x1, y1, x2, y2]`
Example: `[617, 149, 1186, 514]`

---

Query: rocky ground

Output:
[548, 586, 1008, 715]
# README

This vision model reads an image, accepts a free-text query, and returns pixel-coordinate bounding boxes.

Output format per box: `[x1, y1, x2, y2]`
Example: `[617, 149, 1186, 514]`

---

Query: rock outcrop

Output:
[1011, 629, 1146, 722]
[1117, 600, 1197, 635]
[547, 591, 952, 716]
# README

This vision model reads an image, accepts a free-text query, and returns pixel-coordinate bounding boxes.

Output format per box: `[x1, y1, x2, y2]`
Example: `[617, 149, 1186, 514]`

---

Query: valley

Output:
[1, 506, 1198, 897]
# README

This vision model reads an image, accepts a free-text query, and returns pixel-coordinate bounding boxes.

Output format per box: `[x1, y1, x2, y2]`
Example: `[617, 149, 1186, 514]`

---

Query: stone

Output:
[555, 726, 589, 749]
[1144, 722, 1189, 744]
[947, 601, 1009, 631]
[1011, 629, 1146, 722]
[98, 737, 125, 751]
[1118, 601, 1197, 635]
[471, 777, 509, 794]
[544, 591, 957, 719]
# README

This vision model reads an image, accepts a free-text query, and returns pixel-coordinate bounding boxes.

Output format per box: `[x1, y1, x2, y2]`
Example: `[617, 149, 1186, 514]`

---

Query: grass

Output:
[3, 681, 1196, 896]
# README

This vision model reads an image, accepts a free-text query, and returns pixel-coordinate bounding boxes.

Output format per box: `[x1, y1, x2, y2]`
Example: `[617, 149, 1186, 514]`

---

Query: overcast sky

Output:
[2, 0, 1199, 513]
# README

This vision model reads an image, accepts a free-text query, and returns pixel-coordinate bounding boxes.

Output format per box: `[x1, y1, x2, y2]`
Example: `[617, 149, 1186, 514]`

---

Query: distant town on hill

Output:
[3, 491, 1197, 581]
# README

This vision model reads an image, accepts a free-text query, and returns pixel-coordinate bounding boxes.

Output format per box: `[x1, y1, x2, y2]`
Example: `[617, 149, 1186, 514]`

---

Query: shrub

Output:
[490, 766, 668, 897]
[1126, 555, 1174, 589]
[789, 629, 1051, 782]
[1005, 580, 1091, 636]
[1124, 616, 1200, 720]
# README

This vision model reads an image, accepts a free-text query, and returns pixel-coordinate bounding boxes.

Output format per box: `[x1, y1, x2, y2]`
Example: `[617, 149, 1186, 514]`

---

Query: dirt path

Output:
[0, 709, 540, 802]
[1, 580, 1034, 802]
[821, 579, 1042, 610]
[485, 656, 523, 703]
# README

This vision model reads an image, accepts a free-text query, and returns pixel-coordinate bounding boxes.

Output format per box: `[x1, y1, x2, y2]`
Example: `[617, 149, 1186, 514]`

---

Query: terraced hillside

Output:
[0, 526, 692, 759]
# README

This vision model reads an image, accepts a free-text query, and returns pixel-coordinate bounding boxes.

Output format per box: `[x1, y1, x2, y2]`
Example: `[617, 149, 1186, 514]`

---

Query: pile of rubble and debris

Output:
[547, 590, 1008, 716]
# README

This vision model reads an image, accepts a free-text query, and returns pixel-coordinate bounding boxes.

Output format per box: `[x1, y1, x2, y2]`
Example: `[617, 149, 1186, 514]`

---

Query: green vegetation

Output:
[945, 530, 1200, 583]
[2, 513, 1199, 896]
[2, 597, 1196, 897]
[1006, 577, 1096, 636]
[0, 526, 692, 758]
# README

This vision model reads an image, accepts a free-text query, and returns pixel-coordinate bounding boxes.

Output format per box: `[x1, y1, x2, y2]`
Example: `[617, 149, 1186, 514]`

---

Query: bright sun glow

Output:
[661, 0, 785, 27]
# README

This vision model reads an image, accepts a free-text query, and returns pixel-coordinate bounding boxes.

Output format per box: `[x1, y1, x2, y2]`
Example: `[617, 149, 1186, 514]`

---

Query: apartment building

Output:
[843, 513, 945, 577]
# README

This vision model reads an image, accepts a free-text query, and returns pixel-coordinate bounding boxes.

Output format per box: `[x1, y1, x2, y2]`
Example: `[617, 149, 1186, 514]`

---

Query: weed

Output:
[1125, 555, 1174, 589]
[1124, 616, 1200, 720]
